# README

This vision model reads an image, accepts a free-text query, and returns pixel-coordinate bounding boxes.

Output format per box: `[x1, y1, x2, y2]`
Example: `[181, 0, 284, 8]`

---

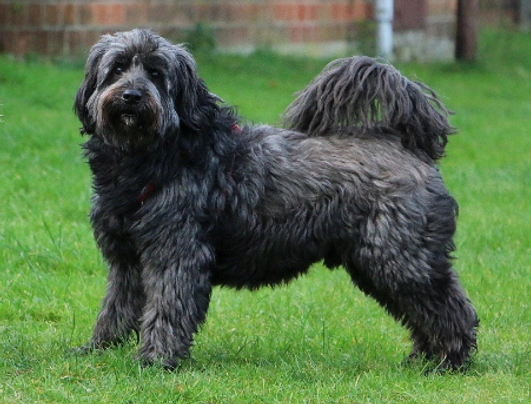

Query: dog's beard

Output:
[91, 87, 178, 151]
[106, 99, 157, 133]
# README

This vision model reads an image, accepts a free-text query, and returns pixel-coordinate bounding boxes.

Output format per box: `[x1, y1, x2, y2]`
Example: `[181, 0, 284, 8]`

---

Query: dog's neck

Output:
[134, 123, 241, 206]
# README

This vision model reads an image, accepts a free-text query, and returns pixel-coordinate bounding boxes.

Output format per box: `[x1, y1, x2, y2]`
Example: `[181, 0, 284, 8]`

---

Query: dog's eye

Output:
[113, 65, 124, 75]
[149, 69, 161, 79]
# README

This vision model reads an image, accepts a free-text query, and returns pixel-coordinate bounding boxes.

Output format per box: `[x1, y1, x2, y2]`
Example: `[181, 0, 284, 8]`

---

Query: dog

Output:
[74, 29, 478, 371]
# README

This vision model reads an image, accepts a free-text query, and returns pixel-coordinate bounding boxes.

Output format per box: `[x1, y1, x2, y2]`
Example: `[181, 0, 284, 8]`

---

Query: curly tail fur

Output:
[282, 56, 456, 162]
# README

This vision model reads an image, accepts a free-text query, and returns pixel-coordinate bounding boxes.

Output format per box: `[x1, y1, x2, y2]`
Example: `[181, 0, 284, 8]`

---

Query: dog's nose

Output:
[122, 89, 143, 104]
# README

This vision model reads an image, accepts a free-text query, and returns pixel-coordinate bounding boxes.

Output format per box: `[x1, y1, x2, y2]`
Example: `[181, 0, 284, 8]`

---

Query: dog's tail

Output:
[282, 56, 455, 161]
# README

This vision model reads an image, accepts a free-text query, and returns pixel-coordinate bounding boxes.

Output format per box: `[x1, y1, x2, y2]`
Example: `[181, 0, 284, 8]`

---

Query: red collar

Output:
[232, 123, 242, 134]
[138, 184, 156, 205]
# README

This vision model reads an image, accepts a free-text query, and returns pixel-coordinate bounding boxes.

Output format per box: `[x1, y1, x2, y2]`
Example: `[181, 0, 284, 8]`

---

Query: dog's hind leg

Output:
[343, 201, 478, 371]
[346, 261, 478, 371]
[402, 269, 479, 371]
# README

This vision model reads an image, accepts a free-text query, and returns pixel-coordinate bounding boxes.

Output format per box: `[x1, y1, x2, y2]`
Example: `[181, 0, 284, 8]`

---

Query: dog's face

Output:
[75, 29, 219, 150]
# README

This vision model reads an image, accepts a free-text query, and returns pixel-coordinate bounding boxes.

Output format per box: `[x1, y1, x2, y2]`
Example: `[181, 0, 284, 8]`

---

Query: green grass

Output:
[0, 30, 530, 403]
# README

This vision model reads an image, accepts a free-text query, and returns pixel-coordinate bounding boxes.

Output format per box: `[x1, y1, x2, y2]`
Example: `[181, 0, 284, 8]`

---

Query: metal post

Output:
[375, 0, 394, 59]
[521, 0, 531, 31]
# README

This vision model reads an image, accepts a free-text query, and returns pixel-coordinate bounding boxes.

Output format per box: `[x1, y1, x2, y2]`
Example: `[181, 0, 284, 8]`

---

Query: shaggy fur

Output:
[74, 29, 478, 371]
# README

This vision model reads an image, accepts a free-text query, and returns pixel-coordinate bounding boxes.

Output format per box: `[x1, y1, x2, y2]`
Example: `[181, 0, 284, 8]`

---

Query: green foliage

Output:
[1, 30, 530, 402]
[184, 22, 217, 53]
[348, 19, 377, 56]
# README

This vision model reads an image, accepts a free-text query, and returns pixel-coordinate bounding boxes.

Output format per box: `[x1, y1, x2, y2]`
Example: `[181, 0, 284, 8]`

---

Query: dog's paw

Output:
[135, 351, 179, 371]
[71, 338, 120, 355]
[404, 351, 472, 374]
[70, 342, 103, 356]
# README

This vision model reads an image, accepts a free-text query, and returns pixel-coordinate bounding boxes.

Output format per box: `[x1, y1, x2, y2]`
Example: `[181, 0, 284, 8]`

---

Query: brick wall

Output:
[0, 0, 457, 60]
[0, 0, 374, 56]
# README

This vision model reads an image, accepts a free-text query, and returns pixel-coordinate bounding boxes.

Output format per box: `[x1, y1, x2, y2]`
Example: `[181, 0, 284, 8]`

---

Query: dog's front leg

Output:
[76, 205, 148, 352]
[83, 258, 145, 350]
[137, 238, 213, 370]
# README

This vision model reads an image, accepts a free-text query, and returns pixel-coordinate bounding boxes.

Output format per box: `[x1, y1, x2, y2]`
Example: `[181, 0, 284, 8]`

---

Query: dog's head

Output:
[75, 29, 219, 149]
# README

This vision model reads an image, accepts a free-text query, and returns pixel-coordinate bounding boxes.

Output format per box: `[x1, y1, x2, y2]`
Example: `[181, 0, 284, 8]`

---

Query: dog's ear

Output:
[170, 46, 220, 131]
[74, 38, 110, 135]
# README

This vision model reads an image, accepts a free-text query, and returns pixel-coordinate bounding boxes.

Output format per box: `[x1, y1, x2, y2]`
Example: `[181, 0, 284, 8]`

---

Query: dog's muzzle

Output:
[96, 83, 163, 149]
[119, 89, 145, 127]
[102, 86, 158, 131]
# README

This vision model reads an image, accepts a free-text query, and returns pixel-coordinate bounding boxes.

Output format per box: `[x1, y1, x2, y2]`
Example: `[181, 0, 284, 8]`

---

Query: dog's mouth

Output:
[112, 103, 155, 131]
[120, 112, 141, 128]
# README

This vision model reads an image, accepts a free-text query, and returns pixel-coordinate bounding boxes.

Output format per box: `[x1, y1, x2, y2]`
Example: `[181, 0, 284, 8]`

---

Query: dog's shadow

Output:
[180, 338, 472, 376]
[66, 332, 503, 377]
[184, 325, 512, 376]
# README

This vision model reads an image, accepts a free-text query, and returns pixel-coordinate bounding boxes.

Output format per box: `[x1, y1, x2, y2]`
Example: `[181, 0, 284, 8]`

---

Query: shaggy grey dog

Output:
[74, 29, 478, 371]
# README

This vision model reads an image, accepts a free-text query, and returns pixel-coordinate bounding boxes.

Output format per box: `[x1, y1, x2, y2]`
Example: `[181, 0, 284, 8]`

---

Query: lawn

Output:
[0, 30, 530, 403]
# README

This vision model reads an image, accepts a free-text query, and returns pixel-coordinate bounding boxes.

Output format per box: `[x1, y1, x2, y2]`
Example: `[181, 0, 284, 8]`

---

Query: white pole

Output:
[375, 0, 394, 59]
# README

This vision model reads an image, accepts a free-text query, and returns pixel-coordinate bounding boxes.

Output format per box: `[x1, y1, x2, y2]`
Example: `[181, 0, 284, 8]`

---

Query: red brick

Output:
[34, 30, 49, 54]
[14, 31, 33, 55]
[428, 0, 455, 15]
[349, 2, 371, 20]
[7, 3, 25, 27]
[26, 4, 42, 26]
[0, 5, 8, 26]
[229, 4, 253, 22]
[332, 3, 348, 21]
[297, 5, 305, 21]
[84, 30, 107, 51]
[248, 3, 266, 22]
[90, 4, 103, 25]
[63, 4, 77, 25]
[298, 4, 318, 21]
[303, 24, 319, 41]
[193, 4, 209, 21]
[217, 26, 251, 46]
[125, 3, 150, 25]
[91, 3, 125, 26]
[46, 30, 65, 55]
[73, 30, 89, 54]
[290, 25, 304, 43]
[0, 31, 12, 53]
[79, 4, 93, 25]
[67, 30, 95, 55]
[207, 4, 226, 22]
[149, 4, 171, 23]
[110, 4, 126, 25]
[254, 24, 289, 45]
[324, 23, 347, 41]
[273, 4, 298, 22]
[228, 4, 244, 22]
[150, 4, 189, 25]
[44, 5, 61, 26]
